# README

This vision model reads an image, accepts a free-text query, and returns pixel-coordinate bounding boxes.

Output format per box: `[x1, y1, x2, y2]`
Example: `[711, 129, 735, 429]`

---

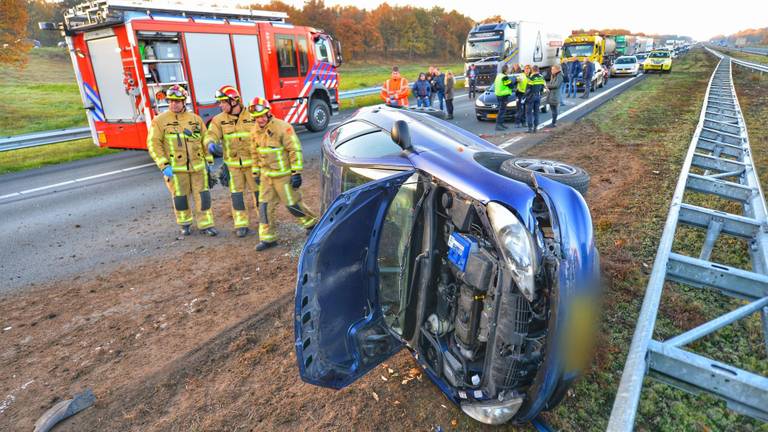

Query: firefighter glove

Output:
[218, 164, 230, 187]
[162, 166, 173, 179]
[291, 173, 302, 189]
[207, 143, 223, 158]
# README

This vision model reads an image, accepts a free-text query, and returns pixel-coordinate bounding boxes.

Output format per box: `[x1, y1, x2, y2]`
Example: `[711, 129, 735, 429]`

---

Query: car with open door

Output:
[295, 105, 600, 425]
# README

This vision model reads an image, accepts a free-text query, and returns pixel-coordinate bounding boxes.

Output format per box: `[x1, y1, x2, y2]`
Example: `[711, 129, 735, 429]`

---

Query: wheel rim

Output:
[514, 159, 577, 176]
[313, 105, 327, 126]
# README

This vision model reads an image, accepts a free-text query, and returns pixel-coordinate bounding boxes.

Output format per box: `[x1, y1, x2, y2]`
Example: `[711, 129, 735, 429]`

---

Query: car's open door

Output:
[295, 170, 415, 389]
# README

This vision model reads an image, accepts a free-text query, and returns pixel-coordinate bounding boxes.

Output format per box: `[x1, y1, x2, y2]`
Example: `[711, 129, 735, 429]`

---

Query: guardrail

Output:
[608, 53, 768, 430]
[707, 46, 768, 73]
[0, 127, 91, 152]
[1, 75, 467, 152]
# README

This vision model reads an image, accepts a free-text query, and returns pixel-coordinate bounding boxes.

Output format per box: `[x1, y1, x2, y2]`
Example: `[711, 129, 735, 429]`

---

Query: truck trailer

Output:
[43, 0, 343, 150]
[463, 21, 562, 89]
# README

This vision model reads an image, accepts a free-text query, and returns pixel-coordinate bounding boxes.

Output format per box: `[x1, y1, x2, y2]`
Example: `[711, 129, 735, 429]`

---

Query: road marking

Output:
[499, 135, 523, 149]
[0, 162, 156, 202]
[535, 75, 643, 130]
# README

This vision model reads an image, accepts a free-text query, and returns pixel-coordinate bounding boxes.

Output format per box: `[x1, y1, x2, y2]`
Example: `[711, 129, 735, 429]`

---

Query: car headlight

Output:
[460, 397, 525, 425]
[475, 98, 485, 107]
[506, 100, 516, 108]
[487, 202, 537, 301]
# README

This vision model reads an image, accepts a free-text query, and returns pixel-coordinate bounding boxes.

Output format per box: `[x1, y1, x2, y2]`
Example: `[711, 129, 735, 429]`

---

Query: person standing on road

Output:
[426, 65, 437, 106]
[248, 97, 317, 252]
[380, 66, 410, 107]
[524, 66, 546, 133]
[445, 71, 455, 119]
[147, 85, 218, 236]
[581, 59, 594, 99]
[205, 85, 257, 238]
[568, 58, 580, 98]
[493, 64, 513, 131]
[413, 73, 432, 108]
[559, 61, 569, 106]
[467, 64, 478, 99]
[515, 64, 530, 128]
[546, 65, 563, 128]
[433, 67, 446, 112]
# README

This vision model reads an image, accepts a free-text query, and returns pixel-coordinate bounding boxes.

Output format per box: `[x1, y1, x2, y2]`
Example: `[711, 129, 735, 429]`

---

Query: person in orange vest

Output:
[380, 66, 410, 107]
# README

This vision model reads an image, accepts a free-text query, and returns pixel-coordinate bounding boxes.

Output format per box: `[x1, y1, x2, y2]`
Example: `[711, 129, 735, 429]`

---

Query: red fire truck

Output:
[48, 0, 342, 150]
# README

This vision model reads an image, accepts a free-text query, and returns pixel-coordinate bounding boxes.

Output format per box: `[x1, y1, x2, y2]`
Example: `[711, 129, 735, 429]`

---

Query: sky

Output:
[269, 0, 766, 41]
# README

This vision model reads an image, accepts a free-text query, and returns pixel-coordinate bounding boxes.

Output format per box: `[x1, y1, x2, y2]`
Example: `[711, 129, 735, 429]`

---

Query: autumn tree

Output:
[480, 15, 504, 24]
[1, 0, 30, 65]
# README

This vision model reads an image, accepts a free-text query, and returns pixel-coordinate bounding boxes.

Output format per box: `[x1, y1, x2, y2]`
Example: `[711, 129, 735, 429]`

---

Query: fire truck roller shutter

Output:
[184, 33, 237, 120]
[232, 35, 266, 103]
[86, 35, 136, 121]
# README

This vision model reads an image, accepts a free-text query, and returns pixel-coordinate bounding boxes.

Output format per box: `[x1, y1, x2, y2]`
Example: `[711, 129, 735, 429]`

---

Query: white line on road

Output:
[0, 162, 156, 202]
[499, 136, 523, 149]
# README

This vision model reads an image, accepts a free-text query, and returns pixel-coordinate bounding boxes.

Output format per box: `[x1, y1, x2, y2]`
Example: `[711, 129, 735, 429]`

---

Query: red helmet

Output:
[165, 84, 188, 101]
[215, 85, 240, 101]
[248, 97, 271, 117]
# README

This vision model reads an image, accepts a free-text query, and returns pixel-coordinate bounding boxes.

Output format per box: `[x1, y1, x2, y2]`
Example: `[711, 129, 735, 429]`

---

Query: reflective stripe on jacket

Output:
[205, 109, 257, 168]
[251, 117, 304, 177]
[147, 110, 210, 172]
[494, 73, 513, 97]
[525, 73, 546, 98]
[515, 73, 529, 93]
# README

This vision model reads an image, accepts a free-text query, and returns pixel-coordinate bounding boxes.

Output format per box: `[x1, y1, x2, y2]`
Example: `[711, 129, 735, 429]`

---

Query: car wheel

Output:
[541, 103, 549, 114]
[476, 115, 483, 121]
[500, 157, 590, 195]
[306, 98, 331, 132]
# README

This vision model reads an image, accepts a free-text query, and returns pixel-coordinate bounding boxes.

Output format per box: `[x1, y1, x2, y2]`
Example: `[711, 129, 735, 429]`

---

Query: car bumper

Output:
[611, 69, 637, 76]
[475, 104, 518, 120]
[644, 64, 671, 71]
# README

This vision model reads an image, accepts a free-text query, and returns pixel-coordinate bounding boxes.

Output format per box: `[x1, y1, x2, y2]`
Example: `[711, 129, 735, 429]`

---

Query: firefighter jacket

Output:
[251, 117, 304, 178]
[380, 77, 410, 106]
[147, 110, 211, 172]
[525, 73, 546, 98]
[205, 109, 257, 168]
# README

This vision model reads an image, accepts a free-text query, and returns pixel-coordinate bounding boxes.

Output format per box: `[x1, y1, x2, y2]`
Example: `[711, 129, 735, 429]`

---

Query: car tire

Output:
[476, 115, 483, 121]
[499, 157, 590, 196]
[306, 98, 331, 132]
[541, 103, 549, 114]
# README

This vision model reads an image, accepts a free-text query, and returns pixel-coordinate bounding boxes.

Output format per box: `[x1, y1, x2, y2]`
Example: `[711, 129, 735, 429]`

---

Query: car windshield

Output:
[616, 57, 637, 64]
[650, 51, 670, 58]
[562, 43, 594, 57]
[465, 39, 503, 59]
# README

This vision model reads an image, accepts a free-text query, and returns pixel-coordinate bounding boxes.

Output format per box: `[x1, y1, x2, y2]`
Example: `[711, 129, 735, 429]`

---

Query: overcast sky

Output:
[270, 0, 765, 41]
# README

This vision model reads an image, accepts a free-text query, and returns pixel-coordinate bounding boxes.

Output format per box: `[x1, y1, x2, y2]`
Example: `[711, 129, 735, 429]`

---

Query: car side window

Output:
[336, 131, 402, 159]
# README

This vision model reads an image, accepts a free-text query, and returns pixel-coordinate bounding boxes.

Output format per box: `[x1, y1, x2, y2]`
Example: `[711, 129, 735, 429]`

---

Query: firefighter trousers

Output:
[227, 165, 259, 229]
[164, 170, 215, 229]
[258, 174, 317, 242]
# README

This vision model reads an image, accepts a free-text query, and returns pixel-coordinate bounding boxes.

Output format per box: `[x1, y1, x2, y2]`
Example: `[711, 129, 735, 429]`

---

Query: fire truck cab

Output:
[56, 0, 342, 150]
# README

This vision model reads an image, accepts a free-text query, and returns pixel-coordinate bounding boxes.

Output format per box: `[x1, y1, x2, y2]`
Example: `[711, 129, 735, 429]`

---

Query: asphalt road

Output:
[0, 74, 645, 293]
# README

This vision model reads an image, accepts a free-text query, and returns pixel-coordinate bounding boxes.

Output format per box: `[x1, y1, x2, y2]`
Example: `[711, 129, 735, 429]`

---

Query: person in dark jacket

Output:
[445, 71, 456, 119]
[467, 64, 478, 99]
[524, 65, 546, 133]
[546, 64, 563, 128]
[413, 72, 432, 108]
[568, 58, 581, 98]
[581, 59, 595, 99]
[433, 67, 446, 111]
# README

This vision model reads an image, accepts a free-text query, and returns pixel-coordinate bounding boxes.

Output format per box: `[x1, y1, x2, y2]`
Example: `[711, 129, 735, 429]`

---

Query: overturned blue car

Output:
[295, 105, 600, 425]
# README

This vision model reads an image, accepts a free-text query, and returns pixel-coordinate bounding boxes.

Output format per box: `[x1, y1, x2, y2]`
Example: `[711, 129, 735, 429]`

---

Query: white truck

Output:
[463, 21, 562, 89]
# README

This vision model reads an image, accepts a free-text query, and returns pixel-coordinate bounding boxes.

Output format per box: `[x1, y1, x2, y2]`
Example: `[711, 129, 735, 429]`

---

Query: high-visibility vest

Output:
[494, 73, 513, 97]
[516, 73, 529, 93]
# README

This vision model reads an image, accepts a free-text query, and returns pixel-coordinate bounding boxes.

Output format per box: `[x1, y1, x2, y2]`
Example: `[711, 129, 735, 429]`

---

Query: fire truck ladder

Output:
[607, 56, 768, 430]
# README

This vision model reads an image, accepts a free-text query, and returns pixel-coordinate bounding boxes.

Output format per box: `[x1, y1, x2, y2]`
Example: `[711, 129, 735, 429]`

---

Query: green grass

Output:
[717, 47, 768, 65]
[0, 138, 119, 175]
[524, 49, 768, 431]
[338, 61, 465, 90]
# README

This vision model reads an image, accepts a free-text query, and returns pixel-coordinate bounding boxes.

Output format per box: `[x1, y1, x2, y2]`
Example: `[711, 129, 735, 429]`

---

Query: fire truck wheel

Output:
[306, 99, 330, 132]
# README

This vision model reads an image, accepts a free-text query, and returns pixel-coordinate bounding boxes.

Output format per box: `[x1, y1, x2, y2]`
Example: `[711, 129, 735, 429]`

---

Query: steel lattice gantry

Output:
[608, 55, 768, 430]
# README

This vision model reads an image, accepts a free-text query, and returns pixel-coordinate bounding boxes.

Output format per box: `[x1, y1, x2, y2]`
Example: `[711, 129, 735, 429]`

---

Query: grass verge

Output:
[718, 47, 768, 65]
[0, 138, 119, 175]
[520, 50, 768, 431]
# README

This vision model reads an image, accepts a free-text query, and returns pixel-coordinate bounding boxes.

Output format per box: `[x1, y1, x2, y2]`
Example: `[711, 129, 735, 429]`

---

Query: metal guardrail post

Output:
[608, 53, 768, 430]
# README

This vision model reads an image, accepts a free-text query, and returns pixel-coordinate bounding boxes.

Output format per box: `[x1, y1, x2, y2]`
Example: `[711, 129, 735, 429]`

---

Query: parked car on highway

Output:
[295, 105, 600, 425]
[474, 86, 549, 121]
[643, 50, 673, 73]
[610, 56, 640, 77]
[573, 61, 607, 92]
[634, 52, 649, 70]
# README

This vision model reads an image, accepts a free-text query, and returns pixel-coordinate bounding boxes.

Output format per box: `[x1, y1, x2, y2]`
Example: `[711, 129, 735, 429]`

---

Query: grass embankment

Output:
[719, 47, 768, 65]
[522, 50, 768, 431]
[0, 48, 117, 174]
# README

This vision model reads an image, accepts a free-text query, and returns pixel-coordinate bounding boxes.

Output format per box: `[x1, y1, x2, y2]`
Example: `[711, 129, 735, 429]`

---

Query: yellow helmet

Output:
[248, 97, 271, 117]
[165, 84, 188, 101]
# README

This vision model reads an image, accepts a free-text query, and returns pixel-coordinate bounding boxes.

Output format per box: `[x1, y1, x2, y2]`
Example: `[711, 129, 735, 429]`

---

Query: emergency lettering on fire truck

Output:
[49, 0, 342, 149]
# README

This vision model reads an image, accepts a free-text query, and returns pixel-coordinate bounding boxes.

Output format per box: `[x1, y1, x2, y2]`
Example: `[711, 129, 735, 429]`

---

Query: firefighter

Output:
[380, 66, 410, 107]
[147, 84, 218, 236]
[248, 97, 318, 251]
[205, 85, 258, 238]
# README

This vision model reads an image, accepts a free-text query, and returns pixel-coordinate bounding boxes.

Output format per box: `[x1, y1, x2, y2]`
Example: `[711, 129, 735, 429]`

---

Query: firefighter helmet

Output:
[165, 84, 189, 101]
[215, 85, 240, 101]
[248, 97, 271, 117]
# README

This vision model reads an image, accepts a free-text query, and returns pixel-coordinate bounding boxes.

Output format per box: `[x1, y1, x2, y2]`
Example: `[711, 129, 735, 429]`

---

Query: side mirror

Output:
[391, 120, 412, 151]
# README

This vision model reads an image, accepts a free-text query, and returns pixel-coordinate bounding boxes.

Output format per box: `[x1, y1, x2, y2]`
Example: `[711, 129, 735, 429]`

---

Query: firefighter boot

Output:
[180, 224, 192, 236]
[255, 240, 277, 251]
[236, 227, 249, 238]
[201, 227, 219, 236]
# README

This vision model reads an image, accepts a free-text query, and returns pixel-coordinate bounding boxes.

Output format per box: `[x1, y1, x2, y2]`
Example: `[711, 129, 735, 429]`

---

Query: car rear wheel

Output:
[306, 98, 331, 132]
[540, 103, 549, 114]
[500, 157, 590, 195]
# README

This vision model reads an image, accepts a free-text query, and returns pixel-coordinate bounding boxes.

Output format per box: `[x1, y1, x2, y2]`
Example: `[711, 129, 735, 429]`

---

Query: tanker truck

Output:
[463, 21, 562, 89]
[561, 34, 617, 65]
